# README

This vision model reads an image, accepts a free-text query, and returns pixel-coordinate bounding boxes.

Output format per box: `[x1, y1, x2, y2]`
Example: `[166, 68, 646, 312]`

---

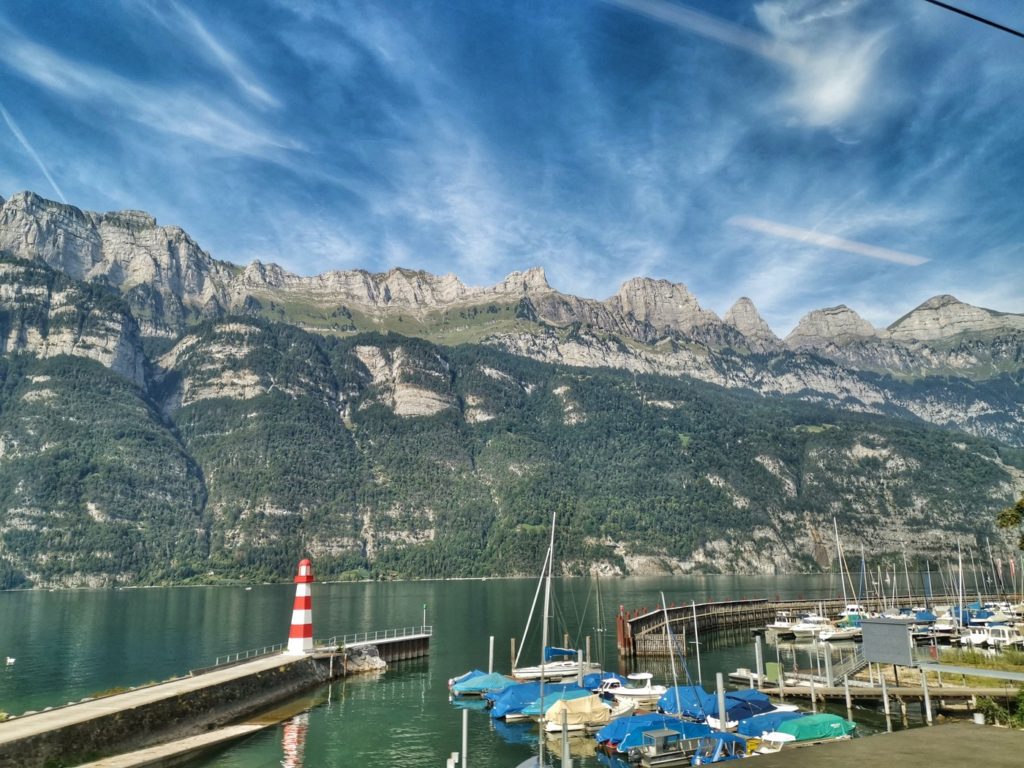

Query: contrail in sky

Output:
[728, 216, 930, 266]
[0, 100, 67, 203]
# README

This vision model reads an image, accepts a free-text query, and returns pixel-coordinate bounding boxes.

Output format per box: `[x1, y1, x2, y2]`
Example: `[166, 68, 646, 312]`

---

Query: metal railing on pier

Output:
[317, 625, 433, 648]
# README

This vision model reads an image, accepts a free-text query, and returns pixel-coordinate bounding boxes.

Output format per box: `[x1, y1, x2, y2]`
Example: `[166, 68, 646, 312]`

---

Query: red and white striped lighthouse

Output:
[286, 558, 314, 655]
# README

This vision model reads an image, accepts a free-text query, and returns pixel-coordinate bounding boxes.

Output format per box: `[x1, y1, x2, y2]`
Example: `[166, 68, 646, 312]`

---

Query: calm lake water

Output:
[0, 575, 909, 767]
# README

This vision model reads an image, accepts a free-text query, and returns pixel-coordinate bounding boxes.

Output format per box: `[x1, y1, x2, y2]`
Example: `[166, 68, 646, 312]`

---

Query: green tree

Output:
[997, 493, 1024, 550]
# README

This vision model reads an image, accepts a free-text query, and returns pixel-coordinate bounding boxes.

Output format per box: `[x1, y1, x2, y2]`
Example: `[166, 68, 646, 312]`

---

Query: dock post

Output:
[716, 672, 727, 730]
[880, 674, 892, 732]
[564, 632, 570, 648]
[824, 650, 834, 687]
[775, 644, 785, 700]
[921, 669, 933, 725]
[809, 674, 818, 713]
[462, 708, 469, 767]
[561, 709, 571, 766]
[488, 636, 494, 675]
[510, 638, 516, 671]
[754, 635, 764, 689]
[844, 677, 853, 722]
[586, 635, 591, 664]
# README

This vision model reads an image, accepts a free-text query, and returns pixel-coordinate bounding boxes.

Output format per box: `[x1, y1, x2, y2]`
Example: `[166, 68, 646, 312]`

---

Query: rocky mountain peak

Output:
[606, 277, 720, 333]
[786, 305, 877, 349]
[499, 266, 550, 294]
[724, 297, 781, 352]
[887, 295, 1024, 342]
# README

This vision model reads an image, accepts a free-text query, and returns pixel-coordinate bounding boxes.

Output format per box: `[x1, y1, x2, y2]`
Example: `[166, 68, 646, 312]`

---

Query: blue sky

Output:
[0, 0, 1021, 334]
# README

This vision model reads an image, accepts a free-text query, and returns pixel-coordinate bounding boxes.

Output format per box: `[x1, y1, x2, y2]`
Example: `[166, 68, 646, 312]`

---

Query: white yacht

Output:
[790, 614, 833, 640]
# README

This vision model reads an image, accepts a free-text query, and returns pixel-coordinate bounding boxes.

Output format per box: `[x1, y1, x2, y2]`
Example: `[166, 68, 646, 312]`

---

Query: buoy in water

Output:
[4, 657, 14, 666]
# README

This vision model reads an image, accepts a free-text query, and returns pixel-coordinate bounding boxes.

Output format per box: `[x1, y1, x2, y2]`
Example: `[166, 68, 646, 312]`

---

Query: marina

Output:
[1, 574, 1021, 766]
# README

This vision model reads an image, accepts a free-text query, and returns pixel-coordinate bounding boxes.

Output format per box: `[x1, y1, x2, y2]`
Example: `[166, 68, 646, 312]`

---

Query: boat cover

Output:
[451, 671, 515, 696]
[915, 610, 937, 623]
[520, 687, 594, 716]
[692, 732, 748, 764]
[736, 710, 804, 737]
[544, 694, 612, 728]
[488, 682, 581, 718]
[657, 686, 716, 718]
[616, 718, 711, 753]
[593, 713, 678, 746]
[449, 668, 484, 687]
[707, 690, 774, 721]
[544, 646, 578, 661]
[776, 713, 855, 741]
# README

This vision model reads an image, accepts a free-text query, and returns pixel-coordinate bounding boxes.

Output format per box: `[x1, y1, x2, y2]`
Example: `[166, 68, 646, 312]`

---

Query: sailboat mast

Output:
[538, 512, 556, 765]
[834, 518, 849, 608]
[902, 548, 913, 606]
[662, 593, 681, 717]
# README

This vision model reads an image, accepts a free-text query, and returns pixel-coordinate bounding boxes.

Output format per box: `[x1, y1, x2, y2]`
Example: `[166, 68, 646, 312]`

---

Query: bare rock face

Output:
[353, 344, 455, 417]
[0, 192, 234, 336]
[786, 305, 877, 349]
[0, 261, 146, 387]
[888, 295, 1024, 342]
[724, 297, 781, 352]
[605, 277, 720, 334]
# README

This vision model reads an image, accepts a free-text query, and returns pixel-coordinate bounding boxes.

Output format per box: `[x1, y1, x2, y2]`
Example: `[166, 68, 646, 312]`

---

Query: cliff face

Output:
[0, 192, 234, 336]
[1, 192, 1022, 447]
[0, 259, 146, 388]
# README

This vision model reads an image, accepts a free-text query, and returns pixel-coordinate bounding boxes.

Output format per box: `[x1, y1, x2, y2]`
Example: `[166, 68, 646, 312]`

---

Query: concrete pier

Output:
[0, 629, 431, 768]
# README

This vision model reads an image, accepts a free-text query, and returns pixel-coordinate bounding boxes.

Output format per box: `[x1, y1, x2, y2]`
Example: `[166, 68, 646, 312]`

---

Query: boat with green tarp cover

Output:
[756, 713, 856, 753]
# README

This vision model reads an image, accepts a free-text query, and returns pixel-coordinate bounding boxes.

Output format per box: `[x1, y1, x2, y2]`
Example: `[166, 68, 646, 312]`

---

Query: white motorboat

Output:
[512, 658, 601, 681]
[595, 672, 667, 705]
[706, 703, 800, 732]
[766, 611, 795, 634]
[790, 614, 832, 640]
[819, 625, 862, 642]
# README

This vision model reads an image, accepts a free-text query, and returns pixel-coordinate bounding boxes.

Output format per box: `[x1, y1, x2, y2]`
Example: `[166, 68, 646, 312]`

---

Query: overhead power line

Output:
[922, 0, 1024, 39]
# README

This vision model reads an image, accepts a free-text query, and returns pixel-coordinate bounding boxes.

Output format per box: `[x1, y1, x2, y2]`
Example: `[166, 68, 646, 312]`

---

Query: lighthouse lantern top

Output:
[295, 559, 314, 583]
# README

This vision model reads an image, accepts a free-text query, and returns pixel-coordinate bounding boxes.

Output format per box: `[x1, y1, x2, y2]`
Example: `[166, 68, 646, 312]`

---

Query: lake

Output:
[0, 575, 909, 766]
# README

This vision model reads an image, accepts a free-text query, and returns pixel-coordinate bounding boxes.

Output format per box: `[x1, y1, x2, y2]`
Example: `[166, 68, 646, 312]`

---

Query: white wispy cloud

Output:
[605, 0, 889, 127]
[728, 215, 929, 266]
[0, 31, 299, 158]
[0, 99, 66, 202]
[157, 0, 281, 109]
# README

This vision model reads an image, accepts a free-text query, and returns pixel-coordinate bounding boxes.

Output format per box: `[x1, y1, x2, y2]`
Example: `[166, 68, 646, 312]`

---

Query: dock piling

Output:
[462, 709, 468, 768]
[844, 678, 853, 722]
[881, 674, 893, 732]
[754, 636, 764, 689]
[921, 670, 933, 725]
[716, 673, 727, 730]
[488, 636, 494, 675]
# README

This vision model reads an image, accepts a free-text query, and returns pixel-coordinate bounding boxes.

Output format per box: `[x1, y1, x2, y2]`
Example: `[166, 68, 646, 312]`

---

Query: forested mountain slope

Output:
[0, 192, 1022, 587]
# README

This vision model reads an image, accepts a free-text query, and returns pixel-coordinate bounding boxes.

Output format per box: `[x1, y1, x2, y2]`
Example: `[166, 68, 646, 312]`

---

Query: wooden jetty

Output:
[616, 594, 1005, 657]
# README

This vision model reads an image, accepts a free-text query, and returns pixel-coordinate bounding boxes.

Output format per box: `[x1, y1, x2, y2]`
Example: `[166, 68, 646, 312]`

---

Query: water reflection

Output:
[280, 713, 308, 768]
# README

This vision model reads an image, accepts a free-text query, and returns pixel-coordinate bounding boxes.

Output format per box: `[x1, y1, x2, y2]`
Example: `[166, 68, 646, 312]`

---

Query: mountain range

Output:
[0, 191, 1021, 587]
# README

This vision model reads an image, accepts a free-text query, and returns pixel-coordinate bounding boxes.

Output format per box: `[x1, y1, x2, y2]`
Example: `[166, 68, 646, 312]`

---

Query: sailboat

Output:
[511, 518, 600, 682]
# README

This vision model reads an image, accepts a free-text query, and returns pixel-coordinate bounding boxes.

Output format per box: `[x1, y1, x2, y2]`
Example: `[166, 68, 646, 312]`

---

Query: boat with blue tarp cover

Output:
[616, 719, 712, 754]
[690, 732, 747, 765]
[451, 670, 515, 697]
[706, 689, 797, 731]
[488, 681, 582, 719]
[735, 710, 804, 738]
[594, 713, 681, 754]
[657, 686, 716, 719]
[447, 668, 484, 690]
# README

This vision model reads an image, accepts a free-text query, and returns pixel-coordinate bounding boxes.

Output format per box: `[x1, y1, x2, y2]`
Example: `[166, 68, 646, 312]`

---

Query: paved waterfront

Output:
[755, 722, 1022, 768]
